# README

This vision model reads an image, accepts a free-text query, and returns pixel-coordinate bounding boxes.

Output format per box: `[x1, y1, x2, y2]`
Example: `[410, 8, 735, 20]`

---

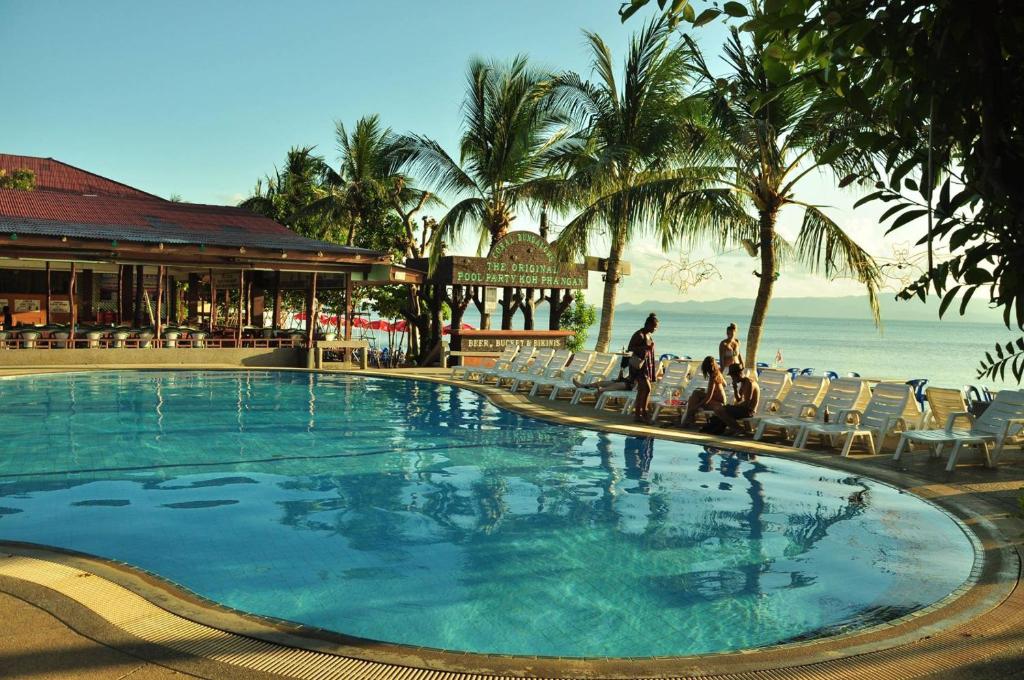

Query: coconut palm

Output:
[682, 28, 883, 366]
[548, 18, 752, 351]
[396, 55, 573, 257]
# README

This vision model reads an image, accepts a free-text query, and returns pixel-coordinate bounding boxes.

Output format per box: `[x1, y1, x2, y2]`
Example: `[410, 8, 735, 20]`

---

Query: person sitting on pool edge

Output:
[708, 363, 760, 435]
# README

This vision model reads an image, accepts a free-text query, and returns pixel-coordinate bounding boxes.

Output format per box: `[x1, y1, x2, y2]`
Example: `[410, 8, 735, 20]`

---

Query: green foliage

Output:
[0, 168, 36, 190]
[560, 292, 597, 352]
[395, 55, 574, 263]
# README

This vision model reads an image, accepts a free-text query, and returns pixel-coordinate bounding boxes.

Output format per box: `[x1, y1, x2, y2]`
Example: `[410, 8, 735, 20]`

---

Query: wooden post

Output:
[69, 262, 77, 345]
[122, 265, 134, 325]
[134, 264, 144, 326]
[344, 274, 354, 340]
[305, 272, 318, 345]
[81, 269, 94, 322]
[44, 261, 52, 325]
[155, 265, 164, 343]
[209, 269, 217, 334]
[187, 273, 199, 321]
[117, 265, 125, 324]
[168, 275, 177, 323]
[238, 269, 245, 346]
[272, 271, 282, 330]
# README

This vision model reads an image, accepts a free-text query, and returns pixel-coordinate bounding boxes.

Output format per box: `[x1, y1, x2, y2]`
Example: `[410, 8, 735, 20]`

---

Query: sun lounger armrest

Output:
[765, 399, 783, 413]
[799, 403, 819, 418]
[837, 408, 862, 424]
[944, 411, 973, 432]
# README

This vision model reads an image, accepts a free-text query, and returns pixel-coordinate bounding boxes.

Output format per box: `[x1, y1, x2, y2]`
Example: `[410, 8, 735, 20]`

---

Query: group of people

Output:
[581, 314, 759, 436]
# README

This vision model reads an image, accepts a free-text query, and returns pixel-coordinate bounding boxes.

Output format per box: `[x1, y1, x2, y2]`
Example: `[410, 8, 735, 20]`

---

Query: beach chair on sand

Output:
[493, 347, 554, 387]
[893, 389, 1024, 472]
[748, 376, 831, 440]
[603, 359, 694, 414]
[529, 351, 595, 397]
[478, 347, 535, 384]
[508, 348, 572, 392]
[794, 382, 920, 456]
[451, 345, 517, 381]
[551, 353, 617, 402]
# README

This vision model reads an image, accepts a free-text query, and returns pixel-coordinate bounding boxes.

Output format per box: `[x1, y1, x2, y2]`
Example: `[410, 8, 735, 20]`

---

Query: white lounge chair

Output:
[477, 347, 536, 385]
[451, 344, 518, 381]
[529, 351, 596, 397]
[603, 359, 693, 413]
[921, 387, 970, 430]
[749, 376, 834, 440]
[493, 347, 555, 387]
[751, 369, 792, 417]
[893, 388, 1024, 471]
[794, 382, 920, 456]
[554, 353, 618, 402]
[650, 368, 705, 422]
[508, 348, 572, 392]
[756, 377, 871, 443]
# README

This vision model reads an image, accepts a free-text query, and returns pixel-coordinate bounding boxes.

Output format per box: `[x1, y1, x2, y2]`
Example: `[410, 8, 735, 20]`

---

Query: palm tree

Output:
[239, 146, 335, 240]
[548, 18, 750, 351]
[682, 29, 882, 366]
[396, 55, 573, 257]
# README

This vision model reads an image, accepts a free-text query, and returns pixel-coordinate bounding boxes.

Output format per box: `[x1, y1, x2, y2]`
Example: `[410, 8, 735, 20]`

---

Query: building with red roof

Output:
[0, 154, 414, 347]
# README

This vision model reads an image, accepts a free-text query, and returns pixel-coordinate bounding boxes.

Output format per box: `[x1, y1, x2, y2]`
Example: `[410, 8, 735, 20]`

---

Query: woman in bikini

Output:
[679, 355, 727, 429]
[719, 323, 743, 371]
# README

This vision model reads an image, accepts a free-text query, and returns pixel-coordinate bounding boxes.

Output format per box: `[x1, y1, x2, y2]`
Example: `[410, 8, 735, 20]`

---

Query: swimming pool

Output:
[0, 371, 977, 658]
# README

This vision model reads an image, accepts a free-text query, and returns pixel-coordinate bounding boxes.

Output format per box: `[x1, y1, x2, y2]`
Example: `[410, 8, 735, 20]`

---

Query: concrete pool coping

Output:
[0, 365, 1021, 679]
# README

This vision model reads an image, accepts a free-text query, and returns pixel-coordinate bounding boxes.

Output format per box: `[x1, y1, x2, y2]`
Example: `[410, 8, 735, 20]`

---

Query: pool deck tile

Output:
[1, 365, 1023, 679]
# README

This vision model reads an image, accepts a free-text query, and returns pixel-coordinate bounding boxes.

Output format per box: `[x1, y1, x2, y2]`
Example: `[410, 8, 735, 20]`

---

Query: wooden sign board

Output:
[415, 231, 589, 290]
[452, 329, 575, 353]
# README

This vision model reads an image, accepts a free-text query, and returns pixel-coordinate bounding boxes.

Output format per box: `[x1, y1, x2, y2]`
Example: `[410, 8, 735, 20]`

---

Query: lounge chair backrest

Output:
[560, 350, 595, 375]
[814, 378, 871, 422]
[543, 348, 573, 373]
[679, 372, 707, 400]
[858, 382, 918, 431]
[651, 361, 691, 400]
[496, 345, 520, 362]
[753, 369, 791, 415]
[972, 389, 1024, 438]
[925, 387, 968, 429]
[527, 347, 556, 370]
[585, 353, 620, 379]
[506, 347, 536, 370]
[770, 376, 829, 417]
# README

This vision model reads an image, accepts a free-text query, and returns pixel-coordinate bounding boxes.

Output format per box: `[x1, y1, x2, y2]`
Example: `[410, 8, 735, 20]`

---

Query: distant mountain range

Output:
[618, 295, 1004, 324]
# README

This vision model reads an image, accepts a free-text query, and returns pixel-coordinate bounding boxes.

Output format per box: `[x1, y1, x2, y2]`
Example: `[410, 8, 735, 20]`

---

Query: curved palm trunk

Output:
[594, 229, 626, 352]
[745, 209, 778, 367]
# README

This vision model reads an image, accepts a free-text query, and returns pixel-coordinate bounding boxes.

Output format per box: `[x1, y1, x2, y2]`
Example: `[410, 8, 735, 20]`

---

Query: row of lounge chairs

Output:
[449, 345, 1024, 473]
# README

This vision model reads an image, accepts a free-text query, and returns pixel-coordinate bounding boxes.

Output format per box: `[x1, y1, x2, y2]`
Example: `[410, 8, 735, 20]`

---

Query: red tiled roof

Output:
[0, 188, 377, 256]
[0, 154, 163, 200]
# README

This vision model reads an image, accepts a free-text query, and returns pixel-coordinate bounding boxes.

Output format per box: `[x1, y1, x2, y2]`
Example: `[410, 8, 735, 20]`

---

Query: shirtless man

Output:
[712, 363, 760, 434]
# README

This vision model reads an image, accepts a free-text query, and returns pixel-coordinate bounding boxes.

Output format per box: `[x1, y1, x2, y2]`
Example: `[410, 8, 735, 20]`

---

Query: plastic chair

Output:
[659, 353, 679, 362]
[824, 370, 840, 381]
[787, 367, 801, 379]
[846, 371, 861, 378]
[964, 385, 989, 406]
[756, 361, 769, 376]
[800, 368, 815, 376]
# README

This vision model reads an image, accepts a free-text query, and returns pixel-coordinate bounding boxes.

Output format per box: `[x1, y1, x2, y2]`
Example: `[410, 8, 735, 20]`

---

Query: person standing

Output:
[719, 322, 743, 371]
[627, 313, 659, 423]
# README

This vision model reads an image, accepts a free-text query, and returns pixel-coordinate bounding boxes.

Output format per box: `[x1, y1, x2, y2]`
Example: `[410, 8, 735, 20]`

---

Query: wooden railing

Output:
[0, 336, 302, 350]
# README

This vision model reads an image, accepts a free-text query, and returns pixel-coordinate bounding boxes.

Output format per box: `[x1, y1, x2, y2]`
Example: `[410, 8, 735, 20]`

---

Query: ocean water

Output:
[608, 310, 1007, 390]
[0, 371, 976, 658]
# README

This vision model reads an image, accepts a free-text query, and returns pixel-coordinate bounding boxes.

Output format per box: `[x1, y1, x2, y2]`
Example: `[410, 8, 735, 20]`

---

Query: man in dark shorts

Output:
[712, 364, 760, 434]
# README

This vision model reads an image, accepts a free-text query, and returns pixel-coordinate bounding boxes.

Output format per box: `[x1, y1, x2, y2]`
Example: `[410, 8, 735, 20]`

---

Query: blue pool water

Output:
[0, 371, 976, 658]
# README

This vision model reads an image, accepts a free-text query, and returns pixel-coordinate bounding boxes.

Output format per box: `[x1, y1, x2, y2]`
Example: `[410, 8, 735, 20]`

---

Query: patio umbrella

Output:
[442, 322, 475, 335]
[393, 319, 408, 332]
[367, 319, 392, 331]
[351, 316, 370, 328]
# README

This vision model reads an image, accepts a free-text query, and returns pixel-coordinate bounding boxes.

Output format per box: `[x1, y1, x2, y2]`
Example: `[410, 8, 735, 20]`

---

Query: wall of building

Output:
[0, 347, 304, 368]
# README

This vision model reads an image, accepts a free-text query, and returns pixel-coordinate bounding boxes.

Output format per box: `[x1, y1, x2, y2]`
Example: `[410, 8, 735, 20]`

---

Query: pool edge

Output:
[0, 365, 1021, 680]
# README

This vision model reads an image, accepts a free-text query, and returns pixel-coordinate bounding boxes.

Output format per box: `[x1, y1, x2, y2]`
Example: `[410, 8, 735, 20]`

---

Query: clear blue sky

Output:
[1, 1, 940, 308]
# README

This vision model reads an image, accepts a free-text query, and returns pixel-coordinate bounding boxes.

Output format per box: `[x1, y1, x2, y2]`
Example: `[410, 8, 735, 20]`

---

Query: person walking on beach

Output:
[627, 313, 658, 423]
[719, 323, 743, 371]
[711, 363, 760, 434]
[679, 356, 727, 428]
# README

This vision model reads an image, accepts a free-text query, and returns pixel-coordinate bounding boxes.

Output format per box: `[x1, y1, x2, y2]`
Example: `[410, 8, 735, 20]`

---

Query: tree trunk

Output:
[745, 208, 778, 367]
[594, 231, 626, 352]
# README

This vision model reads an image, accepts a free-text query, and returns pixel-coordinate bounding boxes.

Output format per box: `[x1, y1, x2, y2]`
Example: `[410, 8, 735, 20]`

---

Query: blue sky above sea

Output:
[0, 0, 967, 316]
